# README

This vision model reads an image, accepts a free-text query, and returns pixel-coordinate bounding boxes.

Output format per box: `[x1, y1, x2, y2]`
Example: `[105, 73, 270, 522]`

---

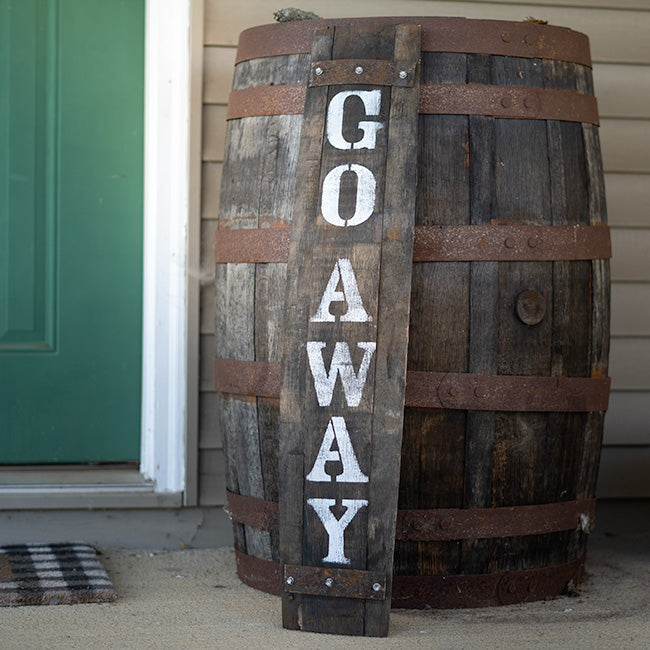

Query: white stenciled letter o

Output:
[321, 164, 376, 227]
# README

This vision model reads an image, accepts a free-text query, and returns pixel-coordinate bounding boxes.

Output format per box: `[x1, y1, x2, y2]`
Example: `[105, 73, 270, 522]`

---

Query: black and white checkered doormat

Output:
[0, 543, 117, 607]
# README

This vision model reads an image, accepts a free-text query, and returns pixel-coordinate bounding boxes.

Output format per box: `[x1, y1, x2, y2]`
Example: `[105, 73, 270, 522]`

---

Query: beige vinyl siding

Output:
[198, 0, 650, 505]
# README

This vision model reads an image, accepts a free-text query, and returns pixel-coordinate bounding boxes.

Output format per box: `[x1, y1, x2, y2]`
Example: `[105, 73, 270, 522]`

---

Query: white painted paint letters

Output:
[306, 341, 376, 408]
[306, 416, 369, 483]
[321, 163, 376, 228]
[303, 86, 386, 565]
[307, 498, 368, 565]
[326, 89, 383, 151]
[320, 89, 383, 228]
[310, 258, 371, 323]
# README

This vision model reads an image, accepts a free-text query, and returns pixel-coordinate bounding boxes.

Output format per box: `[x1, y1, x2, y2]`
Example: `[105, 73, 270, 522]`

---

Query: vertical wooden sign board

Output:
[279, 23, 420, 637]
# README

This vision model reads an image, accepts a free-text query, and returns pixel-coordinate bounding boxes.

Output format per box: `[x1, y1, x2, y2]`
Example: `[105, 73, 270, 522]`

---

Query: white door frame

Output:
[140, 0, 202, 498]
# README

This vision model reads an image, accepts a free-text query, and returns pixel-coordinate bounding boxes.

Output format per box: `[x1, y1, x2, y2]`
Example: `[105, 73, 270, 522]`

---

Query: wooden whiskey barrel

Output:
[214, 16, 611, 608]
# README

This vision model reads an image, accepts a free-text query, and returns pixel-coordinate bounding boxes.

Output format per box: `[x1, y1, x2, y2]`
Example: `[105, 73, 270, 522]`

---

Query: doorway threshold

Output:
[0, 465, 182, 509]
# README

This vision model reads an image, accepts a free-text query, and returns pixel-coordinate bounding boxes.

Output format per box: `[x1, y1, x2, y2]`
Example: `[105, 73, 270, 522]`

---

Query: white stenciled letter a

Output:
[310, 258, 371, 323]
[306, 417, 369, 483]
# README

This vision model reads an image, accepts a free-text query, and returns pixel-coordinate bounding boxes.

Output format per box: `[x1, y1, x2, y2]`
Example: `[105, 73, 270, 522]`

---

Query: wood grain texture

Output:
[279, 22, 420, 636]
[462, 53, 498, 575]
[365, 24, 420, 636]
[215, 52, 306, 563]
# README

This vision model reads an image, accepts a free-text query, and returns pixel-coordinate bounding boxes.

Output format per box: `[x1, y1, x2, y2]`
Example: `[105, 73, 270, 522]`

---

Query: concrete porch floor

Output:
[1, 501, 648, 649]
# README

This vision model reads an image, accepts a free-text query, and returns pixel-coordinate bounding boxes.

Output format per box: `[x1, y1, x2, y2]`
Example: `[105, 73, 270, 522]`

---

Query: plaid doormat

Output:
[0, 543, 117, 607]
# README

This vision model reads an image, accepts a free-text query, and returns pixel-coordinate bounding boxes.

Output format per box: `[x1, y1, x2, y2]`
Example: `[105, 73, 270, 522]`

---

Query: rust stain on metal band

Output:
[284, 564, 387, 600]
[309, 59, 417, 87]
[419, 83, 598, 125]
[236, 18, 591, 66]
[215, 227, 290, 263]
[413, 224, 611, 261]
[214, 358, 280, 399]
[406, 371, 611, 412]
[215, 225, 611, 263]
[392, 555, 586, 609]
[394, 499, 596, 541]
[235, 549, 281, 596]
[234, 549, 586, 608]
[226, 490, 279, 531]
[226, 85, 305, 120]
[226, 489, 595, 541]
[215, 360, 610, 412]
[227, 83, 598, 124]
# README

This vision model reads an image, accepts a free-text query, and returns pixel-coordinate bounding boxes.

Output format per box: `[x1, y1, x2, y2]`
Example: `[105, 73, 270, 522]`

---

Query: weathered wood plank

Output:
[215, 49, 310, 564]
[364, 23, 420, 636]
[279, 22, 336, 634]
[492, 54, 553, 572]
[462, 52, 497, 575]
[280, 22, 419, 636]
[401, 51, 469, 580]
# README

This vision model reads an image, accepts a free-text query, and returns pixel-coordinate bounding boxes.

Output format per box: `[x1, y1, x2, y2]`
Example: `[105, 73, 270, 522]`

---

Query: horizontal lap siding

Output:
[198, 0, 650, 504]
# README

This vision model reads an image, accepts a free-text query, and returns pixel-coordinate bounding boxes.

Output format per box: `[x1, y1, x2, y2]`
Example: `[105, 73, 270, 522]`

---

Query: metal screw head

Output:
[372, 582, 382, 592]
[286, 576, 294, 585]
[501, 96, 513, 108]
[501, 31, 512, 43]
[504, 237, 516, 249]
[355, 66, 363, 75]
[314, 67, 323, 76]
[524, 96, 535, 109]
[399, 70, 408, 79]
[325, 577, 334, 587]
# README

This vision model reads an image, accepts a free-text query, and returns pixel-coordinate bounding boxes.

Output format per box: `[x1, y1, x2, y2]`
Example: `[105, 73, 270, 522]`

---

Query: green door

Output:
[0, 0, 144, 464]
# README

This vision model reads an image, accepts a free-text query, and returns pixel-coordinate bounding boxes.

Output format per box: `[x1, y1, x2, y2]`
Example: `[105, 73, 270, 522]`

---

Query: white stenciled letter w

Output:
[306, 341, 376, 407]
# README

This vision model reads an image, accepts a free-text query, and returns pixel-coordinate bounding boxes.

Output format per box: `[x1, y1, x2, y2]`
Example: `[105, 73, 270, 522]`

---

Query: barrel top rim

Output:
[236, 16, 591, 67]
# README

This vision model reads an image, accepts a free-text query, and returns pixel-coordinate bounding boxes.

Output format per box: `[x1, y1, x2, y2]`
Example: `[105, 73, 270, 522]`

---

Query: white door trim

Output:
[141, 0, 198, 495]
